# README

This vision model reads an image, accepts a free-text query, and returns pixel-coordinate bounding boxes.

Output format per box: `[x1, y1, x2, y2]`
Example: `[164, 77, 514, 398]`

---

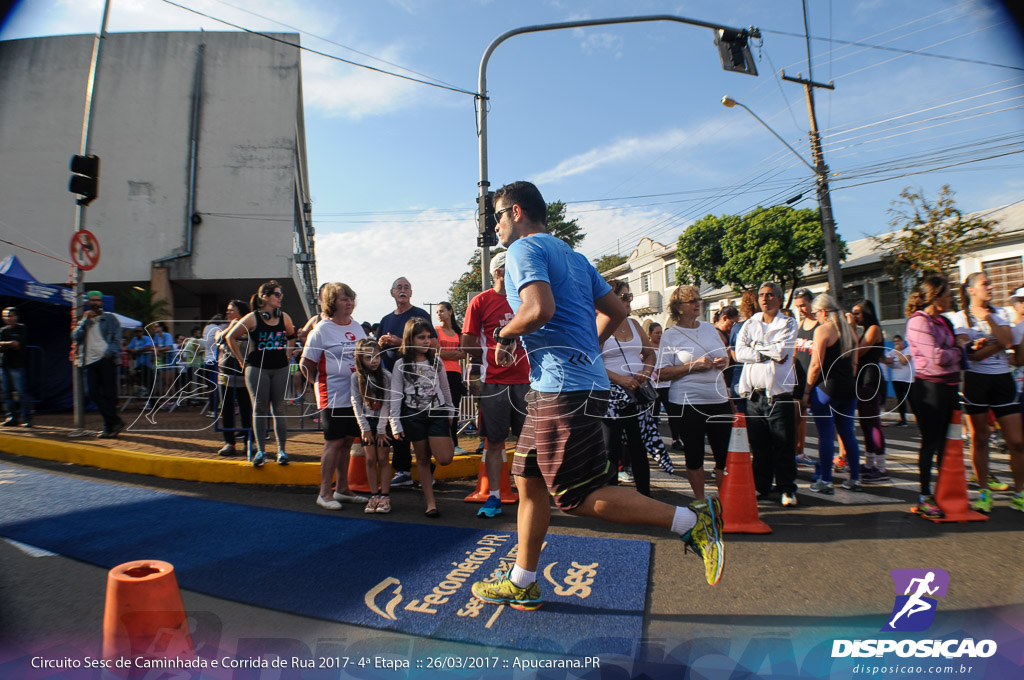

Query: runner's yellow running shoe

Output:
[471, 568, 543, 610]
[1010, 493, 1024, 513]
[969, 474, 1010, 492]
[682, 496, 725, 586]
[972, 489, 993, 514]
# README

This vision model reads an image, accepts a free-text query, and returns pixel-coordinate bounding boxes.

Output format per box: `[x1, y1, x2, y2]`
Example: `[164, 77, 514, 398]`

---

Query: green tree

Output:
[719, 205, 844, 305]
[447, 199, 584, 319]
[593, 253, 627, 273]
[873, 184, 999, 282]
[115, 287, 170, 326]
[546, 200, 584, 249]
[674, 213, 737, 288]
[447, 248, 503, 319]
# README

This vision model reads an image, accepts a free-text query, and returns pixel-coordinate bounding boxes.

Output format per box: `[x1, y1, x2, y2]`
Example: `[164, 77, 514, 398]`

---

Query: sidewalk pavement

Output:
[0, 403, 485, 486]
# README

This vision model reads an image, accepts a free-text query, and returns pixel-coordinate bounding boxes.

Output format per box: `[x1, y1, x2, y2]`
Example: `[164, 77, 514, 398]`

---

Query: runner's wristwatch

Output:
[493, 327, 516, 345]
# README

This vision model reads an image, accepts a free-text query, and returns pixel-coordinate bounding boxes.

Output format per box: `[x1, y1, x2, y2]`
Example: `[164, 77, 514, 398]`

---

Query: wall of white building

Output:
[0, 31, 316, 321]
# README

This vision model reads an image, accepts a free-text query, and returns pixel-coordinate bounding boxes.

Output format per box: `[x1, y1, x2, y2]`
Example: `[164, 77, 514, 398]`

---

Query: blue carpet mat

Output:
[0, 463, 649, 656]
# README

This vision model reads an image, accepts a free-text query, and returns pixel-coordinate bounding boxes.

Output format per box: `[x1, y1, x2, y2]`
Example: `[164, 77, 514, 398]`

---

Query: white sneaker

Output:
[316, 496, 342, 510]
[781, 492, 798, 507]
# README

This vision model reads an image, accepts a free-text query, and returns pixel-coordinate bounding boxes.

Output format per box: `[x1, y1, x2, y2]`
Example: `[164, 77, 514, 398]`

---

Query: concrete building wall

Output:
[0, 31, 316, 321]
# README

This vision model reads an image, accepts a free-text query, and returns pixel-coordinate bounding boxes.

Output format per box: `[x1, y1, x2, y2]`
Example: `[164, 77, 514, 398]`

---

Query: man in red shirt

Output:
[462, 251, 530, 517]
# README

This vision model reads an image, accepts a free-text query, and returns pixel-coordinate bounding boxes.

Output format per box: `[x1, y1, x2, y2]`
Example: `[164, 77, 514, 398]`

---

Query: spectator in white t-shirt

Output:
[658, 285, 732, 500]
[300, 282, 369, 511]
[950, 272, 1023, 514]
[883, 334, 913, 427]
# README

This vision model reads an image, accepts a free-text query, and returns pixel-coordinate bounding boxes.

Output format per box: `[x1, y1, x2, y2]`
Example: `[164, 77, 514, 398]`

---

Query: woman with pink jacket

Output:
[905, 275, 964, 520]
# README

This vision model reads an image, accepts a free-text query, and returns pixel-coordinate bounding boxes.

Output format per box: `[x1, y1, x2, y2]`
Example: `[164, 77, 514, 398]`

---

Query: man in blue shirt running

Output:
[471, 182, 724, 612]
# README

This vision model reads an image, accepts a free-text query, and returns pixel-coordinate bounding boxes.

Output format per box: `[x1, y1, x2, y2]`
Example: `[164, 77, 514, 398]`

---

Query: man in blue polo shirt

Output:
[470, 182, 724, 612]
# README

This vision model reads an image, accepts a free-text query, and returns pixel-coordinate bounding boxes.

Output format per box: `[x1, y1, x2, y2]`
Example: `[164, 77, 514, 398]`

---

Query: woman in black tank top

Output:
[225, 280, 295, 467]
[799, 294, 864, 493]
[850, 299, 888, 483]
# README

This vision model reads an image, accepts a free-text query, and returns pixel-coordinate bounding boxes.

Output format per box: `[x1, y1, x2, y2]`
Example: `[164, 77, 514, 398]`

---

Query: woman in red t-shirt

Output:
[436, 302, 467, 453]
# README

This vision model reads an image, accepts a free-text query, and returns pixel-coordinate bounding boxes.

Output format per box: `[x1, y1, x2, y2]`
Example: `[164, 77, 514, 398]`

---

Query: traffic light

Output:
[477, 191, 498, 248]
[715, 29, 758, 76]
[69, 154, 100, 206]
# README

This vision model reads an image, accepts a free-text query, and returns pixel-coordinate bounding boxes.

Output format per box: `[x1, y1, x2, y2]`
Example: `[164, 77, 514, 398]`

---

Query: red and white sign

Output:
[70, 229, 101, 271]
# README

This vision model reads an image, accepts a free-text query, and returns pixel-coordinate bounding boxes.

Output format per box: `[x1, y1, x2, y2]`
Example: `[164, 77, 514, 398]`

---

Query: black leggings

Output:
[656, 387, 682, 441]
[446, 371, 464, 446]
[219, 383, 253, 445]
[909, 379, 960, 496]
[602, 402, 651, 496]
[892, 381, 911, 423]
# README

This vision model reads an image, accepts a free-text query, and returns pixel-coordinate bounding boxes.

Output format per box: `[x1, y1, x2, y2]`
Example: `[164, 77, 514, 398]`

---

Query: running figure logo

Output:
[882, 568, 949, 632]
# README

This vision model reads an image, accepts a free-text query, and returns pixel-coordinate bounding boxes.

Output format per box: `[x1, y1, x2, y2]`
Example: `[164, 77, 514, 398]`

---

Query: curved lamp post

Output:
[721, 95, 844, 304]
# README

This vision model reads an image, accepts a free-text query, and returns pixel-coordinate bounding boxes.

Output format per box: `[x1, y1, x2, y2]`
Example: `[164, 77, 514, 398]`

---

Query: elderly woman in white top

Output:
[658, 285, 732, 499]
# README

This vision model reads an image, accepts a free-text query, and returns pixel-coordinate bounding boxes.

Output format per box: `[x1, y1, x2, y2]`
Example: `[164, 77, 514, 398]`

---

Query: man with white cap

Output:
[461, 251, 530, 518]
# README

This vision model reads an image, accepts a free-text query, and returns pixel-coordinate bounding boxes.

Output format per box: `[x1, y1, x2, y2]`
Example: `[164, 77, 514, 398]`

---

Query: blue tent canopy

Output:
[0, 255, 113, 309]
[0, 254, 116, 411]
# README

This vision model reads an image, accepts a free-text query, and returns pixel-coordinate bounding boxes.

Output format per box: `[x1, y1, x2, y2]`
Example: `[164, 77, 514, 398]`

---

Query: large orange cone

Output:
[465, 447, 519, 503]
[719, 413, 772, 534]
[921, 410, 988, 523]
[102, 560, 193, 676]
[347, 447, 372, 494]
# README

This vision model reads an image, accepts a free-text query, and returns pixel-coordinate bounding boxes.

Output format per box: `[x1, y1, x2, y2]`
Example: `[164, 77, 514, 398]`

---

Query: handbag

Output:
[614, 333, 658, 405]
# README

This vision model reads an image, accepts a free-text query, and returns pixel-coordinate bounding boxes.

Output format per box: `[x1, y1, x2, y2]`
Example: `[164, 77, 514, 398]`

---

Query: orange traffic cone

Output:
[102, 560, 193, 676]
[921, 410, 987, 523]
[347, 447, 372, 494]
[464, 447, 519, 503]
[719, 413, 771, 534]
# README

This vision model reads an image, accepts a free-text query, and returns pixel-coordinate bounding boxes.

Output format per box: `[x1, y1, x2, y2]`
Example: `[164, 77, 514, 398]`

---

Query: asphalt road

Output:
[1, 422, 1021, 679]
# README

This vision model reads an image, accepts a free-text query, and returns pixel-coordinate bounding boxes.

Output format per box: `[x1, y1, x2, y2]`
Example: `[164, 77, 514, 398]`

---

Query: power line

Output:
[763, 25, 1023, 73]
[158, 0, 479, 97]
[0, 237, 74, 266]
[205, 0, 465, 91]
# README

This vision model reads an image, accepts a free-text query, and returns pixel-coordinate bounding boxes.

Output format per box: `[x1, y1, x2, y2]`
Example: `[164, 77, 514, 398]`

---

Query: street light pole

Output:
[477, 15, 760, 290]
[721, 95, 844, 306]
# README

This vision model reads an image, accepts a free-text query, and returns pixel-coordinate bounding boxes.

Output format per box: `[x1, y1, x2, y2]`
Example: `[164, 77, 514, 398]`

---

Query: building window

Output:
[877, 280, 904, 320]
[982, 256, 1024, 306]
[641, 271, 651, 292]
[843, 284, 864, 306]
[664, 262, 677, 287]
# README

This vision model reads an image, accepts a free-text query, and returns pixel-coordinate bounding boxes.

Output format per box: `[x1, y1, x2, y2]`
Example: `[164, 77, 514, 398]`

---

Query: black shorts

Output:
[511, 389, 611, 512]
[479, 382, 529, 444]
[360, 416, 391, 447]
[400, 404, 450, 441]
[322, 407, 362, 441]
[961, 371, 1019, 417]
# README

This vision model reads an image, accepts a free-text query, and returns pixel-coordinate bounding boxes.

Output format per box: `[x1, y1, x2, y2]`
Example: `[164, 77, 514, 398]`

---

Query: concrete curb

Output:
[0, 434, 483, 487]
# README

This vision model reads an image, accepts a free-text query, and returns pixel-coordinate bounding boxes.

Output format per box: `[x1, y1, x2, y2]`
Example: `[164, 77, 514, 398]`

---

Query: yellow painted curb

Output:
[0, 434, 482, 487]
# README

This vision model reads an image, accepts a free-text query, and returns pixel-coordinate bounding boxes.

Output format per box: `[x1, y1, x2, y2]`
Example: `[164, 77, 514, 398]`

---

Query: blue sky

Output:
[3, 0, 1023, 321]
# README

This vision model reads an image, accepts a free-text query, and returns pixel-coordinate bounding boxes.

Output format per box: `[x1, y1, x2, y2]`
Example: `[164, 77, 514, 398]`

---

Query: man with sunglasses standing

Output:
[470, 181, 724, 613]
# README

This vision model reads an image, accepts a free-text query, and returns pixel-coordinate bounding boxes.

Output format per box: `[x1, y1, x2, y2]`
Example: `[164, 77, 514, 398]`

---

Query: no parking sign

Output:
[70, 229, 100, 271]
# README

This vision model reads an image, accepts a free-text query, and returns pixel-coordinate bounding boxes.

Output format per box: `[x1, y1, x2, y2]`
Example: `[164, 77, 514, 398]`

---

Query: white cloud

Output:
[533, 128, 693, 184]
[301, 48, 423, 119]
[565, 202, 686, 261]
[579, 31, 623, 58]
[313, 211, 479, 323]
[532, 120, 744, 185]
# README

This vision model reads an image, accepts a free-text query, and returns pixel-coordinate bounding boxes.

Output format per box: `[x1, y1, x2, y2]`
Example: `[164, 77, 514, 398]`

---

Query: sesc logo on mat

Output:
[882, 568, 949, 632]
